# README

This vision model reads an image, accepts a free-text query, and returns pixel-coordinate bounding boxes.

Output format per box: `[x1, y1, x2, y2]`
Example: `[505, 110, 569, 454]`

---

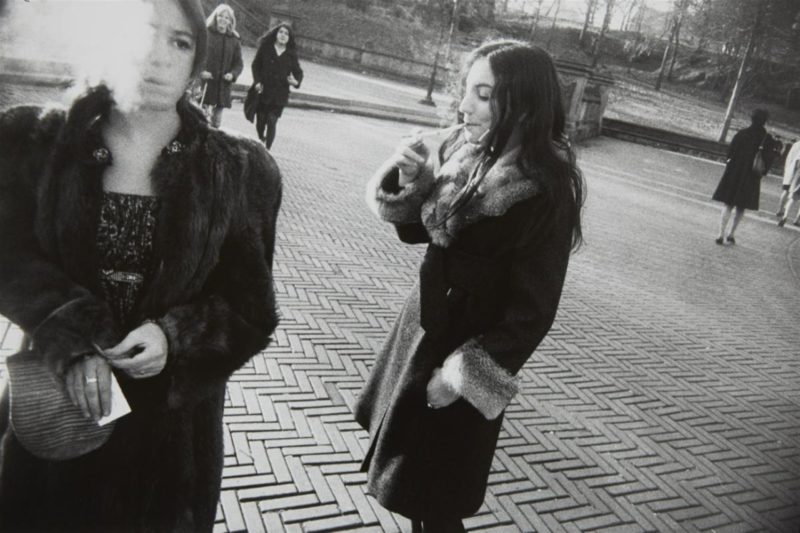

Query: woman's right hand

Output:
[200, 71, 213, 80]
[255, 83, 264, 93]
[391, 136, 429, 186]
[65, 354, 113, 422]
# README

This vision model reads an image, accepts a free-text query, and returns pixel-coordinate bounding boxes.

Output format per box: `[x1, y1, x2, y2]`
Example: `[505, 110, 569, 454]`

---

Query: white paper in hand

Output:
[97, 372, 131, 426]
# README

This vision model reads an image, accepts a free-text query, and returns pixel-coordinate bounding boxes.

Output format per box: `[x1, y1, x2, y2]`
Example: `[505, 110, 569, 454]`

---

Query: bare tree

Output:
[546, 0, 563, 50]
[667, 0, 689, 79]
[718, 0, 766, 142]
[580, 0, 599, 48]
[619, 0, 640, 31]
[529, 0, 547, 39]
[591, 0, 616, 66]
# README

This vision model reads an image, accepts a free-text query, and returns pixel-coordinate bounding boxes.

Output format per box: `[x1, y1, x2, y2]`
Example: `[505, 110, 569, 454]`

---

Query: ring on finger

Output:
[85, 376, 98, 385]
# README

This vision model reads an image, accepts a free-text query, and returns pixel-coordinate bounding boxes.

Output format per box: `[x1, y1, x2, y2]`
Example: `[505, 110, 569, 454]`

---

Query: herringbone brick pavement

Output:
[1, 96, 798, 532]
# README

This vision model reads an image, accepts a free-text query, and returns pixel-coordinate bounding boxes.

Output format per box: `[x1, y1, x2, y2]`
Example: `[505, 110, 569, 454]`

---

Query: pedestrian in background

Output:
[712, 109, 778, 245]
[250, 23, 303, 149]
[355, 40, 584, 532]
[0, 0, 281, 530]
[200, 3, 243, 127]
[776, 139, 800, 227]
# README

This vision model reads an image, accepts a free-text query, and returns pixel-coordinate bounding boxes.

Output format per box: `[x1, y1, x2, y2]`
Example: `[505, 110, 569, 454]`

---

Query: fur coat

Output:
[354, 140, 574, 520]
[0, 92, 281, 532]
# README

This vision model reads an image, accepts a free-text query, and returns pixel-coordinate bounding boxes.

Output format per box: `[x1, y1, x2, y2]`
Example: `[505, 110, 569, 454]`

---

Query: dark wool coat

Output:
[202, 28, 244, 108]
[354, 141, 574, 520]
[0, 93, 281, 532]
[712, 124, 778, 210]
[251, 43, 304, 109]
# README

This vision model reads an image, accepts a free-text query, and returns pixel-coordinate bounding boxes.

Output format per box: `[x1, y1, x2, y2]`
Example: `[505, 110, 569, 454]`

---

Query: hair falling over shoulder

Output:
[446, 40, 585, 250]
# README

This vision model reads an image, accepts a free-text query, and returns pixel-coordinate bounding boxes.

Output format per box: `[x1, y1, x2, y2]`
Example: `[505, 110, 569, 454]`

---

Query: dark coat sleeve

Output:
[727, 130, 744, 161]
[250, 46, 264, 83]
[229, 38, 244, 82]
[0, 106, 118, 378]
[158, 138, 281, 407]
[440, 195, 573, 420]
[251, 44, 265, 84]
[290, 53, 304, 89]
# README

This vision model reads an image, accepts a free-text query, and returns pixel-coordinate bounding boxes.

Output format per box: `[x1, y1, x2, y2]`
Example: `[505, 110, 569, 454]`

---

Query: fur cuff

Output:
[31, 296, 117, 379]
[365, 159, 436, 224]
[440, 338, 518, 420]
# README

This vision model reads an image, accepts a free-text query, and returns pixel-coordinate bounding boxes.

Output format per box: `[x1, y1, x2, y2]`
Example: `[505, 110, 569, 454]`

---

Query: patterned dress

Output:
[96, 191, 160, 328]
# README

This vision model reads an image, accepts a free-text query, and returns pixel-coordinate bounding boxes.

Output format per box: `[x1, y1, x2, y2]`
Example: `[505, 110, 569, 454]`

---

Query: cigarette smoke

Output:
[1, 1, 156, 111]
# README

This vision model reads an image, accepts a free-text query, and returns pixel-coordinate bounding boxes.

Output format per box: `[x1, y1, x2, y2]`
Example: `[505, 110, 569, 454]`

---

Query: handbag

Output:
[243, 84, 259, 123]
[752, 133, 769, 178]
[6, 348, 114, 460]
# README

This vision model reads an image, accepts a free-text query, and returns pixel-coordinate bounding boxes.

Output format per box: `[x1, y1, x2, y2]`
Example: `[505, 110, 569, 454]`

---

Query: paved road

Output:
[1, 102, 799, 532]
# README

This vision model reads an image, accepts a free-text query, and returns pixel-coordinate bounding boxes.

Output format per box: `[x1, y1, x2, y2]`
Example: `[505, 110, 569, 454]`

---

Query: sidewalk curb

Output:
[230, 84, 447, 128]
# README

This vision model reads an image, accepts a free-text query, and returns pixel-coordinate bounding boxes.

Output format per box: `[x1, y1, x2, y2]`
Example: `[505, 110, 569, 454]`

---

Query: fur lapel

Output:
[141, 122, 243, 313]
[420, 143, 540, 247]
[35, 95, 244, 317]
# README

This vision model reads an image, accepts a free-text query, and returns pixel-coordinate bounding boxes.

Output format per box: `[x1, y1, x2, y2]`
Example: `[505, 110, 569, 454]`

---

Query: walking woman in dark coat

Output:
[354, 40, 584, 532]
[250, 23, 303, 149]
[712, 108, 777, 245]
[200, 3, 243, 127]
[0, 0, 281, 530]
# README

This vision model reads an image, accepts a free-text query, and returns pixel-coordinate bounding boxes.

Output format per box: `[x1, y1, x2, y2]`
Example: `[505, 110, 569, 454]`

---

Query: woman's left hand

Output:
[105, 322, 168, 379]
[287, 73, 299, 88]
[426, 367, 459, 409]
[223, 73, 233, 82]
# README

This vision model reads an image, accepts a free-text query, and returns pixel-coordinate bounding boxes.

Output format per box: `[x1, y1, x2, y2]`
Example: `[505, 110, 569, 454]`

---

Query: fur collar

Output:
[34, 92, 248, 319]
[420, 143, 540, 247]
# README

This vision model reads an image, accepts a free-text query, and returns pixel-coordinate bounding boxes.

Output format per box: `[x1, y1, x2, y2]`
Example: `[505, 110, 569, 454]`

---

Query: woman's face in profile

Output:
[139, 0, 196, 111]
[276, 27, 290, 45]
[216, 10, 233, 33]
[458, 57, 495, 146]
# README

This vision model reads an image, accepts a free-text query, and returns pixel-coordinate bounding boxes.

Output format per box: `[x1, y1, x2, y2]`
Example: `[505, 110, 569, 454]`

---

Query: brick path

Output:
[1, 101, 799, 532]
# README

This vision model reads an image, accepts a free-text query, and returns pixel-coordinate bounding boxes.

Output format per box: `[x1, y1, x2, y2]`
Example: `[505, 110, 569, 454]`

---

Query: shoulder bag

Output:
[752, 133, 769, 178]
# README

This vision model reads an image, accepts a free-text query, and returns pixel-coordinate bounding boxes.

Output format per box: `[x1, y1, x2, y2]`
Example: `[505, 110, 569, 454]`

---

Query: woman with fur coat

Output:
[0, 1, 280, 531]
[354, 40, 584, 532]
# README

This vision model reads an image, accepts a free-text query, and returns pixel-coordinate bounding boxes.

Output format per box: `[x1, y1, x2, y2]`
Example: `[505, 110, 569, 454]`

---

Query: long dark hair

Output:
[443, 40, 585, 250]
[257, 23, 298, 54]
[179, 0, 209, 77]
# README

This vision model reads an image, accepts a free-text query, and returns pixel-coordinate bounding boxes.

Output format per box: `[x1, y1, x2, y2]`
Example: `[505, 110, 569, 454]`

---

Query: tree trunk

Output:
[443, 0, 460, 68]
[718, 3, 764, 143]
[530, 0, 546, 40]
[667, 0, 687, 80]
[634, 0, 645, 35]
[546, 0, 563, 50]
[591, 0, 615, 67]
[580, 0, 597, 48]
[667, 20, 681, 79]
[654, 33, 672, 91]
[621, 0, 637, 31]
